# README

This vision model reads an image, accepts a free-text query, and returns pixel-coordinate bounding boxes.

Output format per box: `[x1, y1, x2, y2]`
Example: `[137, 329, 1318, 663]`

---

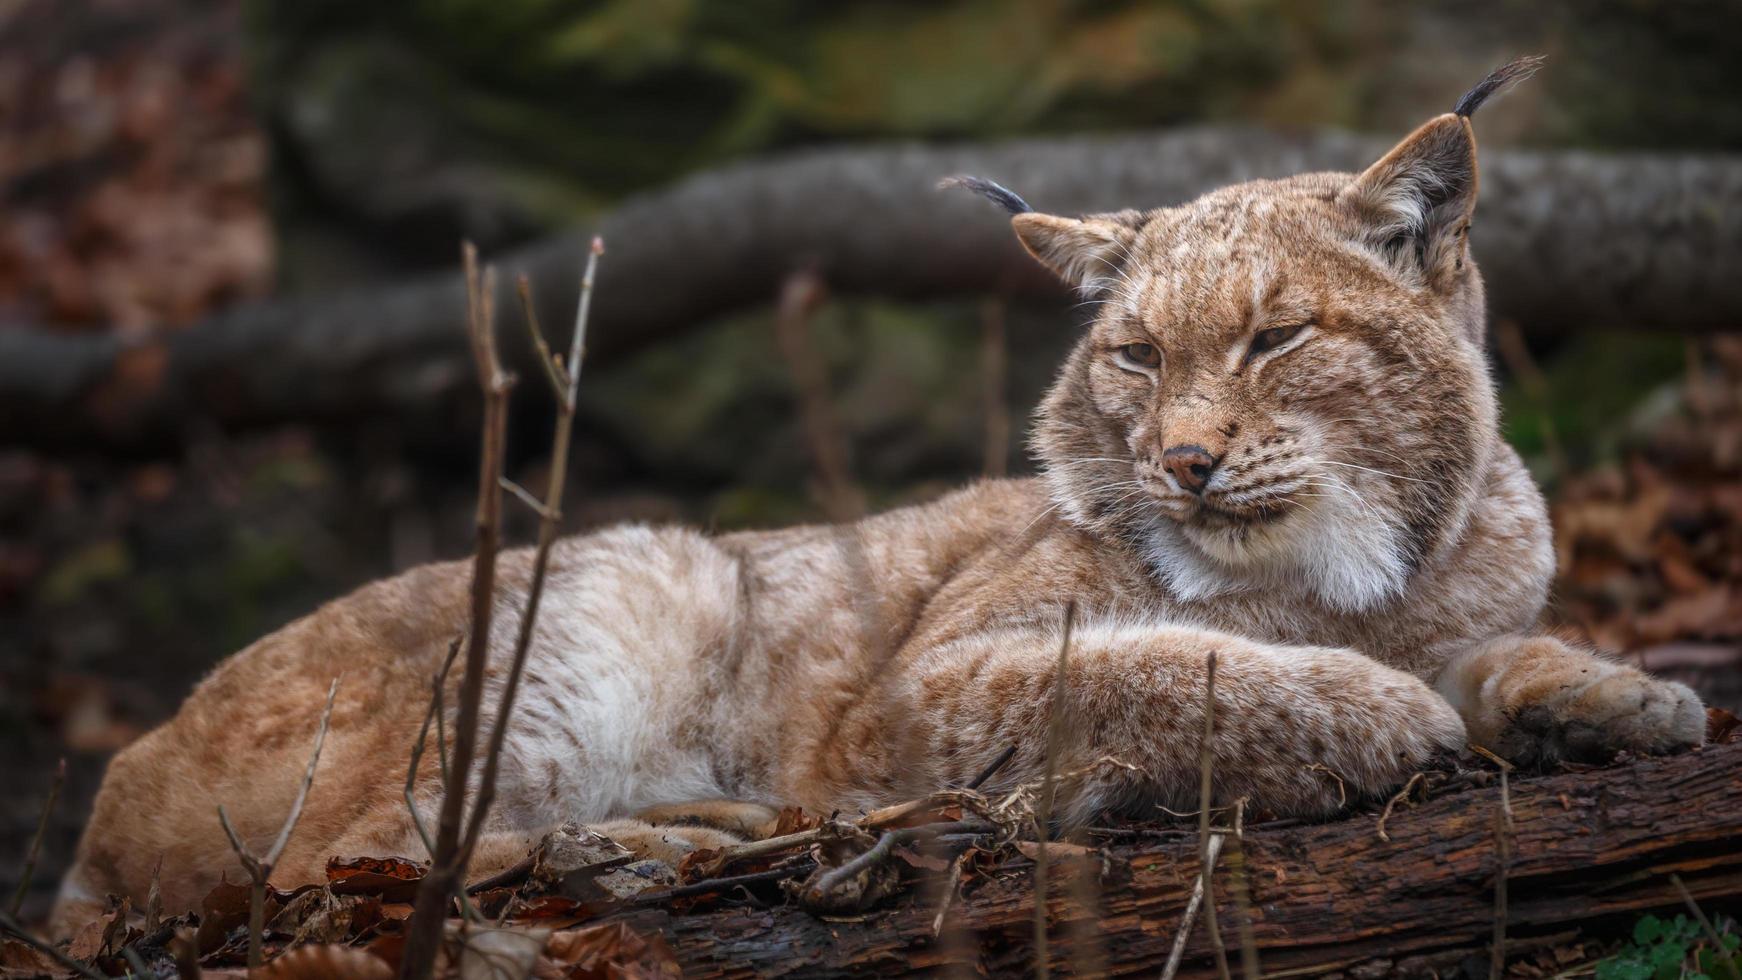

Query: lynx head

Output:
[949, 57, 1541, 613]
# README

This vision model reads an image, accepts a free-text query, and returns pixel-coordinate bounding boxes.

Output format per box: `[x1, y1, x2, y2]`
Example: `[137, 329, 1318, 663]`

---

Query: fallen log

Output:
[624, 742, 1742, 977]
[3, 127, 1741, 451]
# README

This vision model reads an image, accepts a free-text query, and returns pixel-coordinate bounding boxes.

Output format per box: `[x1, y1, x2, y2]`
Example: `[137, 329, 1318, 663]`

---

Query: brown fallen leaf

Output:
[252, 944, 393, 980]
[67, 895, 131, 962]
[267, 888, 383, 946]
[540, 921, 682, 980]
[1709, 706, 1742, 745]
[196, 879, 288, 955]
[769, 806, 822, 837]
[0, 938, 63, 974]
[326, 855, 426, 902]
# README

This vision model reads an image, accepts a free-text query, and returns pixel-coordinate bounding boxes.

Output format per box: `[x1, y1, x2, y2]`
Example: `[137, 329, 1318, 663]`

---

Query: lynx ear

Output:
[1340, 56, 1542, 289]
[938, 176, 1140, 295]
[1012, 212, 1140, 294]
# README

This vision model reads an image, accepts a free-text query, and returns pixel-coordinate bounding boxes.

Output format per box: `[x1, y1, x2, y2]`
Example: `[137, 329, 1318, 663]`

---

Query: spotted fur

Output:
[53, 59, 1703, 935]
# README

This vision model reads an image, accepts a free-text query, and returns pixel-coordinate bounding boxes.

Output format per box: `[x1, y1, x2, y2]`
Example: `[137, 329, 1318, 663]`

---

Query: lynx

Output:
[55, 58, 1704, 933]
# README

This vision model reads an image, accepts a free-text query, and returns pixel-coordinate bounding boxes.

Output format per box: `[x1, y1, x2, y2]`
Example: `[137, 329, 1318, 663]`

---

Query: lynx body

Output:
[55, 60, 1704, 933]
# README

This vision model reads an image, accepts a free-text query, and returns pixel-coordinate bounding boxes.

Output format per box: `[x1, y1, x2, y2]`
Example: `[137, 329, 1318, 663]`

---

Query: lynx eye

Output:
[1246, 323, 1308, 361]
[1116, 342, 1162, 371]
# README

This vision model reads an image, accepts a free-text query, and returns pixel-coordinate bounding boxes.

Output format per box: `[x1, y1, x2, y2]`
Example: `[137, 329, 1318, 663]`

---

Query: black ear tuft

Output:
[938, 175, 1033, 215]
[1453, 55, 1544, 118]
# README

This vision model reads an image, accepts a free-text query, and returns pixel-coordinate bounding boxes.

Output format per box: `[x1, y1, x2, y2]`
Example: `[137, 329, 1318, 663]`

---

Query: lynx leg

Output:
[823, 620, 1466, 823]
[1435, 634, 1705, 766]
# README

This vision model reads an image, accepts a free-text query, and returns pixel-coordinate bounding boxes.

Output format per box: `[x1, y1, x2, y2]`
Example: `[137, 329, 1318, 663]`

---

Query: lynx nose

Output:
[1162, 444, 1218, 494]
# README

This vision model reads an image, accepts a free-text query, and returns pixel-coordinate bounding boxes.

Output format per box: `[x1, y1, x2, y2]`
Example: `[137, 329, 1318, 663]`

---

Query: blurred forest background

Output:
[4, 0, 1742, 923]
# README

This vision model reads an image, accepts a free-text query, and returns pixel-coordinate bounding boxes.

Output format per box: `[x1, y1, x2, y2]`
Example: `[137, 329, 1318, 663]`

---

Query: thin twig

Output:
[1468, 742, 1513, 771]
[1157, 803, 1231, 819]
[815, 821, 990, 895]
[1493, 316, 1567, 479]
[931, 849, 972, 938]
[1160, 834, 1226, 980]
[700, 788, 987, 877]
[967, 744, 1018, 791]
[564, 237, 604, 410]
[1304, 762, 1347, 809]
[460, 237, 604, 864]
[1031, 602, 1076, 980]
[498, 477, 556, 521]
[1670, 873, 1742, 980]
[9, 757, 64, 916]
[0, 908, 106, 980]
[145, 853, 163, 932]
[1376, 772, 1426, 843]
[635, 858, 818, 905]
[514, 274, 566, 399]
[772, 268, 863, 521]
[1198, 650, 1232, 980]
[401, 244, 514, 980]
[1490, 762, 1513, 978]
[1227, 798, 1261, 979]
[813, 831, 900, 897]
[123, 945, 156, 979]
[406, 637, 462, 858]
[171, 926, 201, 980]
[217, 677, 339, 968]
[980, 296, 1009, 477]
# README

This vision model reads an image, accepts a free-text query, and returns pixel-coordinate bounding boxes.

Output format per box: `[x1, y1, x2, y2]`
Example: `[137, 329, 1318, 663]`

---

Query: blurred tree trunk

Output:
[3, 127, 1740, 450]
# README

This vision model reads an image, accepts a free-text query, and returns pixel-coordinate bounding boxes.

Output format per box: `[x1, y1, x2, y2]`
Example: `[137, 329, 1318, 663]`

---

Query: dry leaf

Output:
[540, 922, 682, 980]
[459, 926, 549, 980]
[0, 939, 63, 974]
[1709, 706, 1742, 745]
[326, 855, 426, 902]
[252, 944, 393, 980]
[769, 806, 822, 837]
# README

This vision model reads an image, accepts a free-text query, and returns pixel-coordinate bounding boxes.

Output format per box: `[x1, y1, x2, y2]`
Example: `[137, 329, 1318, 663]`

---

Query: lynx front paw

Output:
[1223, 647, 1467, 815]
[1472, 638, 1705, 767]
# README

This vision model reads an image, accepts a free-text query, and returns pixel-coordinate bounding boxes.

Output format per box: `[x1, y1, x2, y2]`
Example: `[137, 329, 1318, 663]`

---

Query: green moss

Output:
[38, 539, 132, 606]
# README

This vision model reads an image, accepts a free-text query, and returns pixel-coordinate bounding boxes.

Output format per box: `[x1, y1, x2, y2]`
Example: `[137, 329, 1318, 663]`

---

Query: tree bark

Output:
[622, 743, 1742, 978]
[4, 126, 1741, 450]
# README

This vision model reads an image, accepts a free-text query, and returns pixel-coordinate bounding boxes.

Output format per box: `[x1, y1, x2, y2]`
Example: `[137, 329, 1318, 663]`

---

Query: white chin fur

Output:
[1142, 492, 1410, 614]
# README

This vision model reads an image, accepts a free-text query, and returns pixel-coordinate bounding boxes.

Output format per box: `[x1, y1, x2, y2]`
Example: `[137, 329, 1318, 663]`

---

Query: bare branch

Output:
[400, 243, 514, 980]
[980, 296, 1010, 478]
[1227, 798, 1261, 979]
[1490, 764, 1513, 978]
[0, 908, 105, 980]
[1160, 833, 1225, 980]
[1031, 602, 1076, 979]
[498, 477, 557, 521]
[564, 237, 605, 411]
[406, 638, 462, 858]
[931, 849, 972, 938]
[1375, 772, 1426, 843]
[460, 236, 605, 862]
[1671, 873, 1742, 980]
[514, 274, 567, 400]
[1197, 650, 1232, 980]
[266, 679, 340, 868]
[966, 744, 1018, 791]
[9, 756, 65, 917]
[772, 268, 863, 522]
[216, 677, 339, 968]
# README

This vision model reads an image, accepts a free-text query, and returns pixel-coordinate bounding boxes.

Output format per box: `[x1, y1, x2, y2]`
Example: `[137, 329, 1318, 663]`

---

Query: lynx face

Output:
[967, 89, 1532, 612]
